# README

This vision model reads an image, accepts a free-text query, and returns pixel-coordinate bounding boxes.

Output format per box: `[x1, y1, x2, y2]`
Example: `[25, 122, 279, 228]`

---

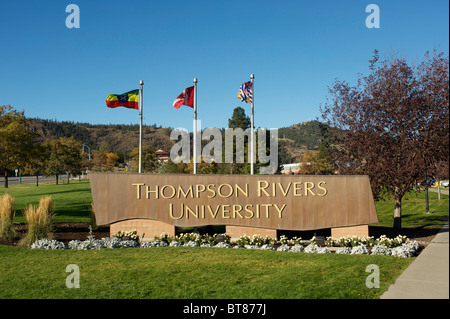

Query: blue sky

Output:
[1, 0, 448, 131]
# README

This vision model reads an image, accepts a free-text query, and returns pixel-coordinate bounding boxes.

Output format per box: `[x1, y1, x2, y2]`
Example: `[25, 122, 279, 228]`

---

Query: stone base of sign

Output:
[331, 224, 369, 238]
[110, 219, 175, 242]
[226, 225, 278, 242]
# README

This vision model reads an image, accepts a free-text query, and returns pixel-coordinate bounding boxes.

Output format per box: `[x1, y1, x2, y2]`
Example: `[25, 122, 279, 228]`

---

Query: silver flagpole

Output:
[139, 80, 144, 173]
[193, 78, 198, 174]
[250, 74, 254, 175]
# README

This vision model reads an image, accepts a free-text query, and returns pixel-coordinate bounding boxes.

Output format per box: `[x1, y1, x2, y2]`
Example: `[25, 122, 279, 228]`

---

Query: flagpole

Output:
[250, 74, 254, 175]
[139, 80, 144, 174]
[193, 78, 198, 174]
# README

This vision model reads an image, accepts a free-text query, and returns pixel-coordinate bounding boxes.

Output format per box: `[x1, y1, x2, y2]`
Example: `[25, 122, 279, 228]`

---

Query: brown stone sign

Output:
[90, 173, 378, 232]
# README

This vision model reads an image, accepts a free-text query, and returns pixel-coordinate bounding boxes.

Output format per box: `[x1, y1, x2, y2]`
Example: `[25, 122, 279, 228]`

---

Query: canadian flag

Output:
[173, 86, 194, 109]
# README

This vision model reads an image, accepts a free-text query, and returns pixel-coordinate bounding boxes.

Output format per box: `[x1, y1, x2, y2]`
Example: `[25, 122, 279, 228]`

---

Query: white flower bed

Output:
[31, 238, 65, 250]
[30, 232, 422, 258]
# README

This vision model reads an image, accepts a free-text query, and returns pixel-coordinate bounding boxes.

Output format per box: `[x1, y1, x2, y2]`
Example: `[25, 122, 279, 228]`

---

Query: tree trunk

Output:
[3, 170, 8, 188]
[56, 174, 59, 185]
[67, 172, 70, 184]
[36, 174, 39, 187]
[393, 188, 402, 230]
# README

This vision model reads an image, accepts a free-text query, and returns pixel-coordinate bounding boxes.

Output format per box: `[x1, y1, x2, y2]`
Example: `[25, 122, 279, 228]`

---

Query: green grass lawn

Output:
[0, 180, 93, 223]
[373, 190, 449, 229]
[0, 179, 447, 299]
[0, 244, 412, 299]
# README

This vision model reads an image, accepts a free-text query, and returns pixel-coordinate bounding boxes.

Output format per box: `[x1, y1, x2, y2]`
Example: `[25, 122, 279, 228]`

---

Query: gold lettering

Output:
[232, 205, 244, 218]
[132, 183, 145, 199]
[200, 205, 205, 219]
[293, 182, 303, 197]
[146, 185, 159, 199]
[304, 182, 316, 196]
[235, 184, 249, 197]
[257, 180, 271, 197]
[161, 185, 176, 199]
[244, 204, 254, 218]
[185, 204, 198, 219]
[274, 204, 286, 218]
[207, 184, 216, 198]
[222, 204, 231, 218]
[218, 184, 233, 198]
[256, 204, 260, 218]
[169, 203, 183, 220]
[195, 184, 206, 198]
[261, 204, 272, 218]
[317, 181, 328, 196]
[207, 205, 220, 218]
[178, 185, 193, 198]
[277, 182, 291, 196]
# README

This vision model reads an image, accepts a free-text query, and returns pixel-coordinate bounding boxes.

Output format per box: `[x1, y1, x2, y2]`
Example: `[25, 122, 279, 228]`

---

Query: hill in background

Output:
[29, 118, 327, 164]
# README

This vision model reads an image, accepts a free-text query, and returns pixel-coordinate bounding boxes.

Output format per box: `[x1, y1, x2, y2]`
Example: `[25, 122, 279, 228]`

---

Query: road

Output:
[429, 188, 449, 195]
[0, 175, 69, 186]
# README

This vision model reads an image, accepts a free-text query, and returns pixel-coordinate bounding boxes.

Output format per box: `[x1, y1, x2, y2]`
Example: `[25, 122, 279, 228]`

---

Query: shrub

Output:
[215, 242, 231, 248]
[140, 240, 168, 248]
[371, 244, 392, 256]
[289, 244, 304, 253]
[391, 241, 420, 258]
[304, 244, 320, 253]
[169, 241, 182, 247]
[0, 194, 16, 240]
[19, 199, 55, 247]
[183, 241, 198, 247]
[31, 238, 65, 250]
[260, 244, 275, 251]
[335, 247, 352, 254]
[350, 244, 369, 255]
[317, 247, 331, 254]
[113, 229, 139, 241]
[176, 233, 202, 245]
[277, 244, 291, 252]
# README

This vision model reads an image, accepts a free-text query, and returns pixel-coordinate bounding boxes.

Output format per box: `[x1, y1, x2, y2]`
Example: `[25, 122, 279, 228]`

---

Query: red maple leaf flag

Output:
[173, 86, 194, 109]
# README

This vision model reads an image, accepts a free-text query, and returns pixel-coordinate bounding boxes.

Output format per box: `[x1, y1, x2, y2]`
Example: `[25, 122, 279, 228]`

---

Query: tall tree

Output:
[228, 107, 251, 130]
[0, 105, 40, 188]
[297, 149, 333, 175]
[222, 107, 251, 174]
[43, 137, 83, 184]
[22, 143, 47, 186]
[129, 146, 159, 173]
[321, 50, 449, 229]
[91, 147, 119, 172]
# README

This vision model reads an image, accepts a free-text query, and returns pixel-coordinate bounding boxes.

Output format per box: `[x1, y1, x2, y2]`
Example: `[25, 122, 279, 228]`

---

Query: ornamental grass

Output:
[0, 194, 16, 240]
[19, 196, 55, 247]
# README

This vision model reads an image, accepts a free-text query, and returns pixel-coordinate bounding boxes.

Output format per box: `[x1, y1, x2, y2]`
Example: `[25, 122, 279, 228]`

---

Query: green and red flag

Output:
[106, 89, 139, 109]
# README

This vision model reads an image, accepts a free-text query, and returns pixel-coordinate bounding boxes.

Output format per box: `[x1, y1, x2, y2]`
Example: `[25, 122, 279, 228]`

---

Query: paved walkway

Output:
[380, 221, 449, 299]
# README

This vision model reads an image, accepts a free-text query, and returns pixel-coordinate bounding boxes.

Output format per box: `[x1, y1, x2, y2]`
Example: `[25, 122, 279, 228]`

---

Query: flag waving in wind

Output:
[173, 86, 194, 109]
[237, 81, 253, 103]
[106, 89, 139, 109]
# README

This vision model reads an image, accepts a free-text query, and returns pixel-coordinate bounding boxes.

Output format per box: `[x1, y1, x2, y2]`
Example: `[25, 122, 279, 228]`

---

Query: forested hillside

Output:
[28, 118, 328, 164]
[29, 119, 175, 157]
[278, 120, 329, 163]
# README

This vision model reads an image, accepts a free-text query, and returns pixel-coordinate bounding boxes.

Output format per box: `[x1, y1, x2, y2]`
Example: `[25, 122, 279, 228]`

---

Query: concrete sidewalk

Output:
[380, 221, 449, 299]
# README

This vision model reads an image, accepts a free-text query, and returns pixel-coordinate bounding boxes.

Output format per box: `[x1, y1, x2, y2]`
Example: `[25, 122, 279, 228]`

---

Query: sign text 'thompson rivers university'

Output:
[90, 173, 378, 231]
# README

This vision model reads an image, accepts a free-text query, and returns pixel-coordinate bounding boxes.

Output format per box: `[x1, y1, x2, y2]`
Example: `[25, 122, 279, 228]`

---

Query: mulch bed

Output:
[0, 223, 441, 247]
[0, 223, 110, 247]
